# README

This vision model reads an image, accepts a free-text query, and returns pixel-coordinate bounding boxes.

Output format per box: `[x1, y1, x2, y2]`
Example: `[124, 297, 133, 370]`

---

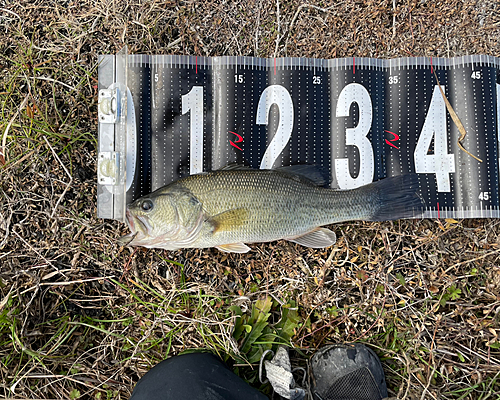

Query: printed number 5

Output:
[335, 83, 374, 189]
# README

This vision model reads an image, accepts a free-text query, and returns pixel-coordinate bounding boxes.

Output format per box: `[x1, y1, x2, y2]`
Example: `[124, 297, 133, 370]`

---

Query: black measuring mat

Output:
[121, 55, 500, 220]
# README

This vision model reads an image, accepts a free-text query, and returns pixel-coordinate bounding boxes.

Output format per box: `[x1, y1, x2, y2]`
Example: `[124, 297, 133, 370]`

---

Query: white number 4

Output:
[414, 85, 456, 192]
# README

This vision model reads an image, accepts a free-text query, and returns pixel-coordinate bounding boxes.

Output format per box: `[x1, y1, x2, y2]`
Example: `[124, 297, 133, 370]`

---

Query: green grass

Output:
[1, 2, 500, 399]
[0, 39, 96, 173]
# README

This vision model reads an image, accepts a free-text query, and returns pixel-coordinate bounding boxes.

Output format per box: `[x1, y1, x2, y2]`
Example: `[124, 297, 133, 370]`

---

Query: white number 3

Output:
[335, 83, 374, 189]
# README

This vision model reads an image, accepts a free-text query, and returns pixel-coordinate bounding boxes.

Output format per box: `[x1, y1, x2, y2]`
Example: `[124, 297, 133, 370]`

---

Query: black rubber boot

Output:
[310, 343, 388, 400]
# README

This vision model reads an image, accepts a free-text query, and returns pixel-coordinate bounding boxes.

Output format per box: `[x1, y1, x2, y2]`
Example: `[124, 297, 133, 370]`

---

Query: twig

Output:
[254, 1, 261, 54]
[444, 247, 500, 272]
[31, 44, 73, 54]
[456, 342, 500, 366]
[11, 230, 62, 273]
[38, 276, 116, 287]
[0, 285, 14, 312]
[433, 71, 482, 162]
[0, 7, 21, 20]
[400, 351, 412, 400]
[273, 0, 281, 57]
[43, 136, 73, 218]
[166, 37, 182, 50]
[392, 0, 396, 38]
[419, 365, 437, 400]
[351, 285, 387, 342]
[120, 247, 138, 282]
[284, 4, 330, 54]
[0, 188, 12, 250]
[35, 76, 77, 91]
[320, 247, 339, 284]
[288, 4, 330, 33]
[2, 149, 36, 172]
[1, 95, 29, 165]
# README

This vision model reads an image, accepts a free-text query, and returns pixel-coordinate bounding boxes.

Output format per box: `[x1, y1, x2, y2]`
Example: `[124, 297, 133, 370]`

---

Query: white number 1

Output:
[182, 86, 204, 174]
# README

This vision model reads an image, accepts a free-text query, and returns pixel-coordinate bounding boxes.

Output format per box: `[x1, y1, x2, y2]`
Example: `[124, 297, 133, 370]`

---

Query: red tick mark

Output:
[229, 131, 243, 151]
[384, 130, 400, 149]
[353, 57, 355, 74]
[437, 202, 440, 219]
[430, 56, 434, 74]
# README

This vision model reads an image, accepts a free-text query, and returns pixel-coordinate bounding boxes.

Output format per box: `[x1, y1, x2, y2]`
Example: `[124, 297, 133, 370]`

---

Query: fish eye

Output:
[141, 199, 154, 212]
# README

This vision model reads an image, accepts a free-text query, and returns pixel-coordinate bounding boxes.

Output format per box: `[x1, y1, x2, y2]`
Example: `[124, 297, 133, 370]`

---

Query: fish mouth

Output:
[125, 210, 152, 234]
[118, 231, 138, 246]
[119, 210, 152, 246]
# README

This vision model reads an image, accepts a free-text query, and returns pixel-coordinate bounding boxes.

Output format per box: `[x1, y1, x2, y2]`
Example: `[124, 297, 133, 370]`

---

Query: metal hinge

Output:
[97, 151, 119, 185]
[98, 88, 119, 123]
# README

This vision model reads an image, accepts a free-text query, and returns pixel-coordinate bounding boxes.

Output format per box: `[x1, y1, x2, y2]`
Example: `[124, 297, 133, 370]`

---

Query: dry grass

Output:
[1, 0, 500, 399]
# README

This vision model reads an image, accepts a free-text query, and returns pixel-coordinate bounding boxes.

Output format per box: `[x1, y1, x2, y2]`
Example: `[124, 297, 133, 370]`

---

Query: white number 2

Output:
[414, 85, 455, 192]
[335, 83, 374, 189]
[256, 85, 294, 169]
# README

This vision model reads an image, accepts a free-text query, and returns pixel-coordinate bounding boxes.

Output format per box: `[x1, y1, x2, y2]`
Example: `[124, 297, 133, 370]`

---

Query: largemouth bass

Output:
[119, 166, 424, 253]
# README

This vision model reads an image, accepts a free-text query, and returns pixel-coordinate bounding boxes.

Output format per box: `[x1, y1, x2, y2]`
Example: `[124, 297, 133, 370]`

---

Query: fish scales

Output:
[178, 170, 369, 243]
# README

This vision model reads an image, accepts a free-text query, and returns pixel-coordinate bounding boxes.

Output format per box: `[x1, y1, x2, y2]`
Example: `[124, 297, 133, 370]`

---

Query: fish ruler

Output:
[98, 46, 500, 222]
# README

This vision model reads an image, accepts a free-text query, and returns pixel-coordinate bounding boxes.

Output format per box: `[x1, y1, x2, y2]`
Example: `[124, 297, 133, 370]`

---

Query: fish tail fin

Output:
[364, 174, 424, 221]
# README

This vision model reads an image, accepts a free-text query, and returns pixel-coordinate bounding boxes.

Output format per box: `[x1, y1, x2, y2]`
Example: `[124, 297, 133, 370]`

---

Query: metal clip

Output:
[97, 152, 119, 185]
[98, 88, 119, 124]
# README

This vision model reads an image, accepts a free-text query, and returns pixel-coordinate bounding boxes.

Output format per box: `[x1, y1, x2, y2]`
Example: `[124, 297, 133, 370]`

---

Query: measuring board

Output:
[97, 47, 500, 222]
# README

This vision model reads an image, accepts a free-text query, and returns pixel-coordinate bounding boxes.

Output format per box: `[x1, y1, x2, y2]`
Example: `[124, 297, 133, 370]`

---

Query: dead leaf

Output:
[433, 71, 482, 162]
[429, 285, 440, 294]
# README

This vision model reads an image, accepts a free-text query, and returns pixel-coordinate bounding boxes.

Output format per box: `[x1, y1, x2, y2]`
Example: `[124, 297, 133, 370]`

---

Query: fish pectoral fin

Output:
[216, 243, 251, 253]
[208, 208, 249, 233]
[287, 228, 337, 248]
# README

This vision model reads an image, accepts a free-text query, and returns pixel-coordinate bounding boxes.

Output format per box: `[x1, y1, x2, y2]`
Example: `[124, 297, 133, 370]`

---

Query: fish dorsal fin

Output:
[219, 164, 331, 187]
[287, 228, 337, 248]
[208, 208, 249, 233]
[276, 165, 330, 187]
[218, 163, 253, 171]
[216, 243, 251, 253]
